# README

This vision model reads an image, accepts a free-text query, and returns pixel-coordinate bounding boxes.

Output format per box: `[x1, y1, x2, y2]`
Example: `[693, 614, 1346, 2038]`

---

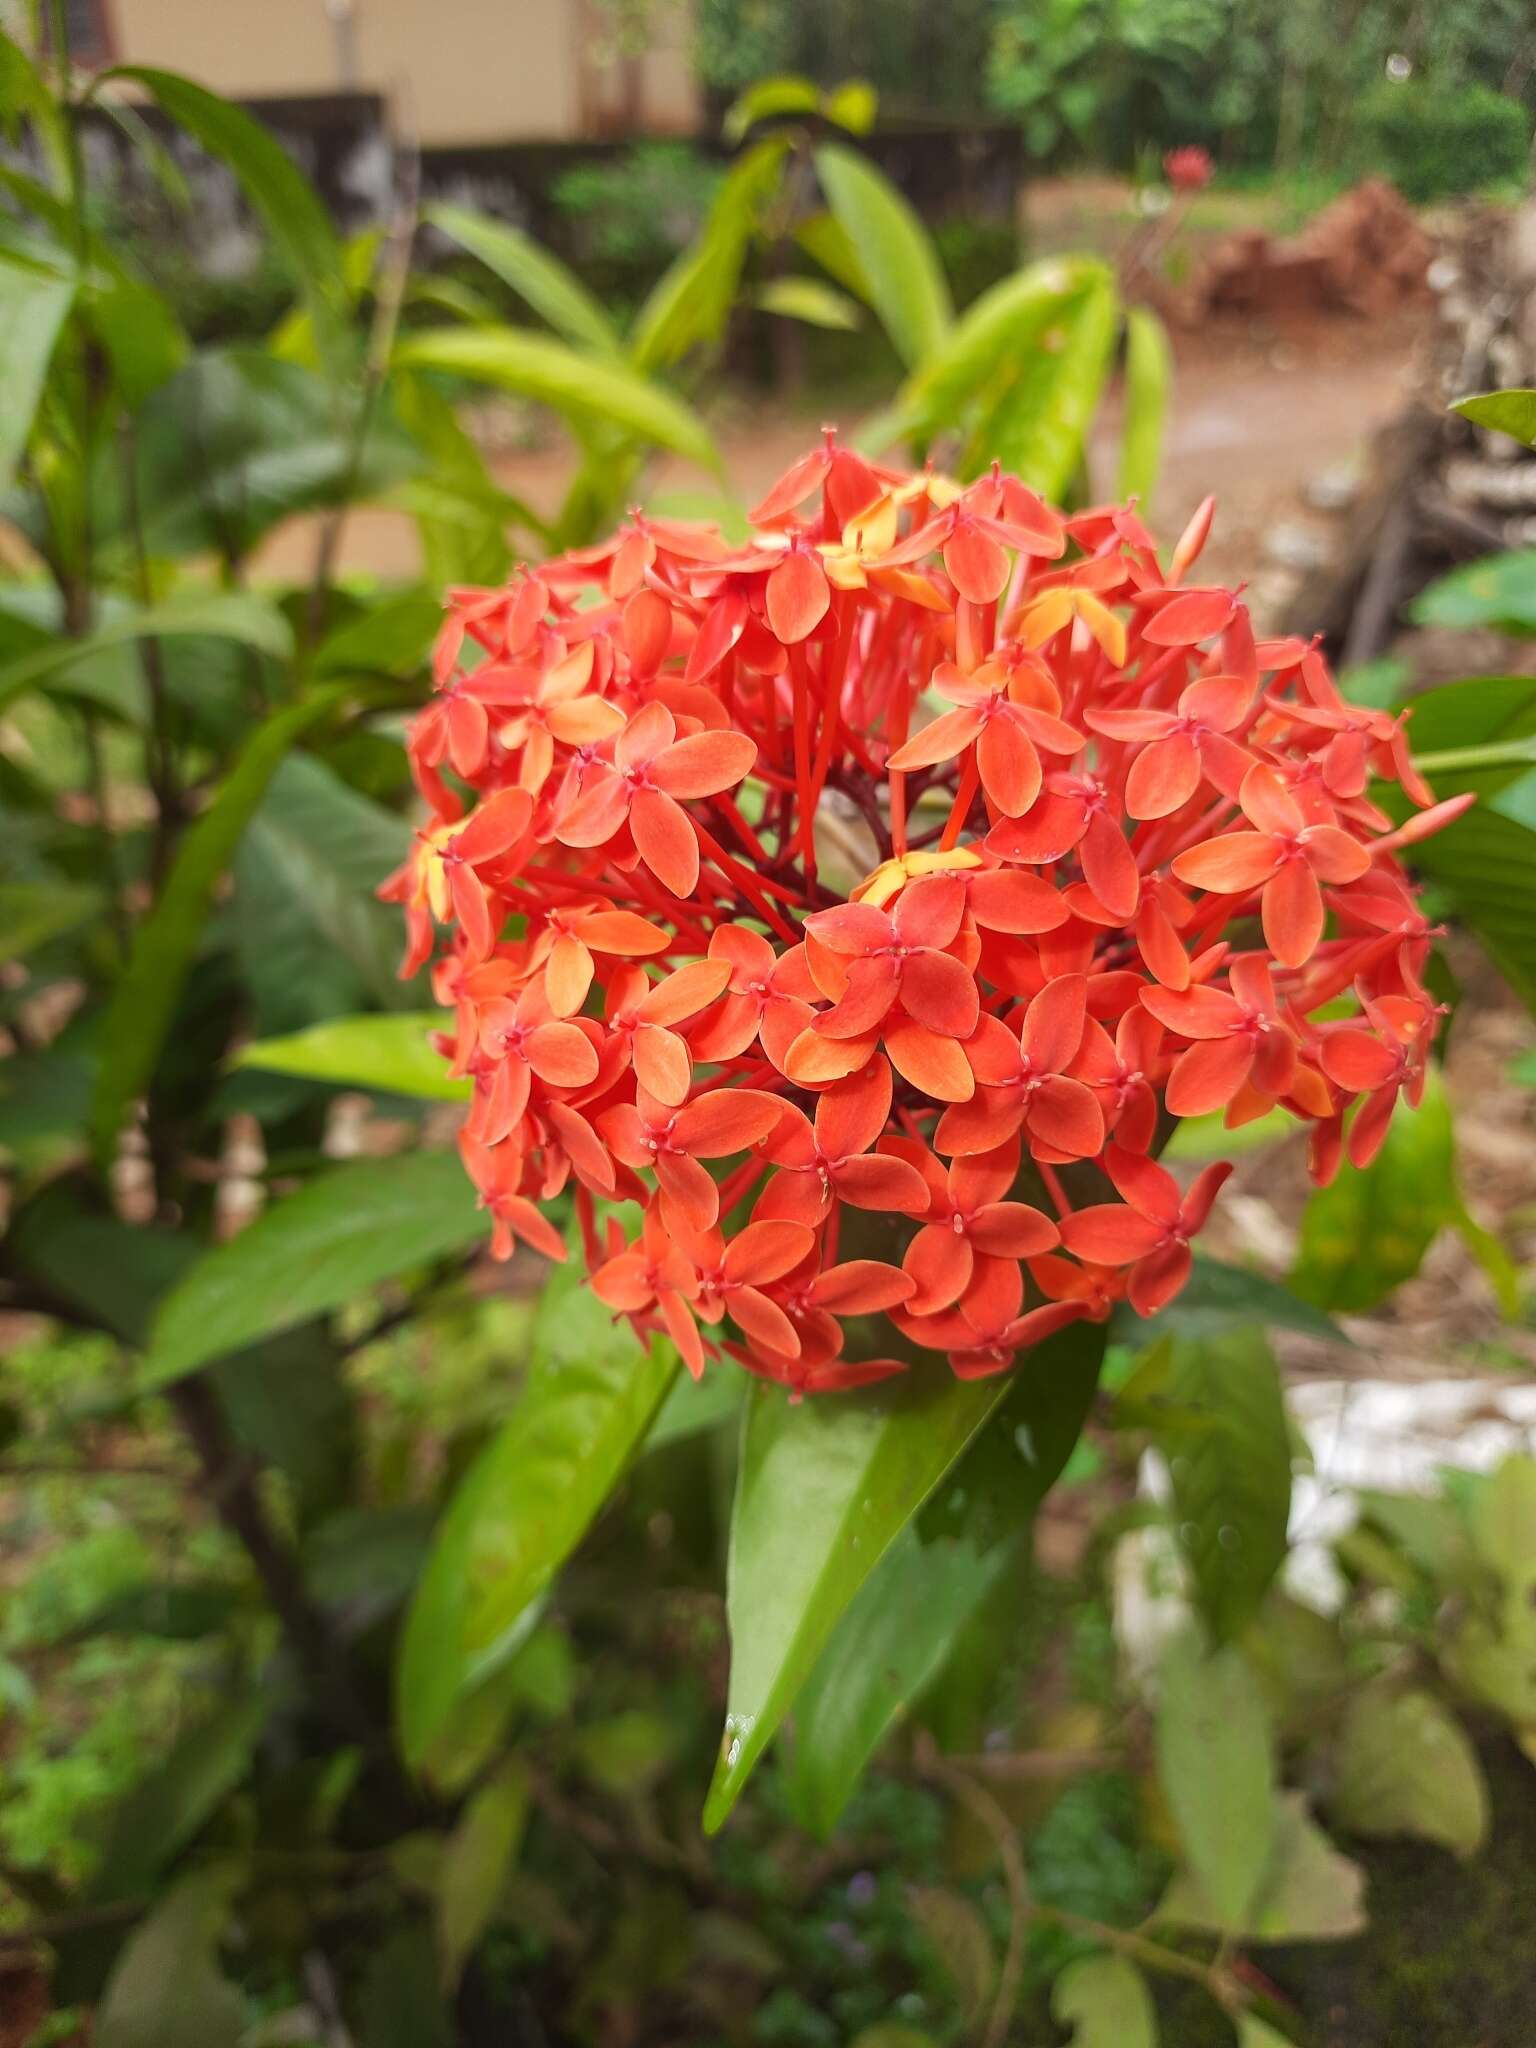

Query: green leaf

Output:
[395, 326, 720, 473]
[1159, 1791, 1365, 1942]
[1331, 1688, 1488, 1858]
[104, 69, 347, 369]
[396, 1259, 680, 1766]
[92, 1695, 268, 1901]
[1291, 1068, 1456, 1312]
[90, 686, 342, 1169]
[0, 877, 99, 963]
[1127, 1255, 1344, 1347]
[754, 276, 863, 330]
[357, 1926, 453, 2048]
[705, 1319, 1103, 1833]
[435, 1758, 529, 1989]
[1412, 551, 1536, 633]
[1452, 387, 1536, 448]
[1238, 2020, 1294, 2048]
[235, 1013, 466, 1100]
[232, 753, 412, 1032]
[646, 1364, 745, 1451]
[1155, 1633, 1277, 1932]
[722, 74, 822, 144]
[95, 1868, 244, 2048]
[813, 141, 952, 371]
[984, 273, 1118, 498]
[823, 79, 878, 135]
[424, 201, 622, 355]
[1117, 305, 1172, 506]
[68, 1580, 241, 1644]
[1156, 1331, 1292, 1642]
[905, 1887, 995, 2026]
[0, 589, 292, 719]
[143, 1150, 485, 1386]
[5, 1183, 194, 1344]
[0, 246, 75, 495]
[888, 257, 1101, 452]
[785, 1527, 1009, 1835]
[1052, 1953, 1158, 2048]
[314, 589, 442, 679]
[794, 210, 872, 301]
[629, 139, 786, 375]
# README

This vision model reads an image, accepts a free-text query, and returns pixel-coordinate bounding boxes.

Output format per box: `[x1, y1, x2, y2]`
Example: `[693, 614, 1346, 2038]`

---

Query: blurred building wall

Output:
[105, 0, 699, 144]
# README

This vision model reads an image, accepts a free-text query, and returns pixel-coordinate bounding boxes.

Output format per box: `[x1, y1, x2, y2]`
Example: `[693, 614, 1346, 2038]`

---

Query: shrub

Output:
[1356, 80, 1531, 202]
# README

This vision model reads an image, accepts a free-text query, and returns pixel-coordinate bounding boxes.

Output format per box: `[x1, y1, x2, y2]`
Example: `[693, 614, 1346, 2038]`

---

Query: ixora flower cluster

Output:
[382, 437, 1467, 1394]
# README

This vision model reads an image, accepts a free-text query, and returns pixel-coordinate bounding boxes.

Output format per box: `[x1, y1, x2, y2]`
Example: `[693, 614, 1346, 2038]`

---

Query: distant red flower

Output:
[385, 435, 1463, 1394]
[1163, 146, 1213, 193]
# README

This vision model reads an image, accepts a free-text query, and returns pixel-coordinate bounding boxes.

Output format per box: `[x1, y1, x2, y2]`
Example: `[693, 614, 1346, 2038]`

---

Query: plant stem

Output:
[1410, 737, 1536, 777]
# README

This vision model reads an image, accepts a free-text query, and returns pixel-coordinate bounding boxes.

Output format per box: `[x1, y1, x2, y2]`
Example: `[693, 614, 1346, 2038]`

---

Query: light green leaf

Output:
[1117, 304, 1172, 506]
[90, 686, 341, 1169]
[722, 73, 821, 145]
[1331, 1688, 1488, 1858]
[92, 1695, 268, 1900]
[705, 1318, 1103, 1833]
[1452, 387, 1536, 448]
[435, 1759, 529, 1989]
[984, 273, 1118, 498]
[1157, 1331, 1292, 1643]
[95, 1868, 244, 2048]
[1291, 1067, 1456, 1312]
[1052, 1953, 1158, 2048]
[395, 326, 720, 474]
[1468, 1454, 1536, 1593]
[785, 1527, 1008, 1835]
[823, 79, 878, 135]
[905, 1887, 994, 2026]
[235, 1013, 466, 1100]
[104, 68, 347, 368]
[396, 1259, 680, 1766]
[1160, 1792, 1366, 1942]
[794, 210, 872, 301]
[143, 1149, 486, 1386]
[629, 139, 786, 374]
[1238, 2020, 1294, 2048]
[0, 246, 75, 494]
[1412, 552, 1536, 634]
[0, 878, 99, 963]
[755, 275, 862, 330]
[1155, 1633, 1277, 1932]
[424, 201, 622, 355]
[0, 589, 292, 718]
[813, 141, 952, 371]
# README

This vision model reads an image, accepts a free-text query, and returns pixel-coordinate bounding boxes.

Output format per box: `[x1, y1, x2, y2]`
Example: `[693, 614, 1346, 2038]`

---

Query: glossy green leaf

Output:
[721, 73, 821, 144]
[105, 68, 347, 368]
[1117, 304, 1172, 506]
[92, 1695, 268, 1901]
[1157, 1330, 1292, 1642]
[813, 141, 952, 371]
[1052, 1953, 1158, 2048]
[0, 590, 291, 718]
[646, 1364, 745, 1451]
[144, 1150, 485, 1386]
[1290, 1069, 1456, 1312]
[755, 275, 862, 330]
[235, 1013, 465, 1100]
[1412, 551, 1536, 634]
[396, 1259, 680, 1766]
[706, 1327, 1104, 1833]
[1127, 1255, 1344, 1347]
[0, 246, 74, 494]
[0, 878, 99, 963]
[1331, 1687, 1488, 1857]
[785, 1527, 1008, 1835]
[95, 1868, 244, 2048]
[1452, 387, 1536, 448]
[985, 273, 1117, 498]
[1155, 1632, 1277, 1932]
[90, 686, 342, 1169]
[424, 201, 621, 355]
[1159, 1790, 1365, 1942]
[435, 1758, 529, 1989]
[395, 326, 719, 473]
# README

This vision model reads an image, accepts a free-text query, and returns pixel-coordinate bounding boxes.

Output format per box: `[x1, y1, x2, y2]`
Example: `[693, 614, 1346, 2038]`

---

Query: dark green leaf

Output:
[143, 1150, 485, 1386]
[1331, 1687, 1488, 1857]
[1117, 305, 1171, 507]
[1124, 1255, 1344, 1348]
[396, 1258, 679, 1765]
[92, 1695, 268, 1901]
[235, 1013, 465, 1100]
[1452, 387, 1536, 448]
[1157, 1331, 1291, 1642]
[424, 201, 621, 355]
[91, 686, 344, 1168]
[813, 141, 952, 371]
[1155, 1632, 1276, 1932]
[0, 877, 99, 962]
[212, 1324, 354, 1523]
[395, 326, 720, 473]
[303, 1505, 434, 1621]
[6, 1183, 194, 1344]
[357, 1926, 453, 2048]
[435, 1759, 529, 1989]
[1052, 1953, 1158, 2048]
[67, 1581, 241, 1643]
[0, 246, 75, 494]
[313, 589, 441, 678]
[0, 590, 292, 718]
[95, 1868, 244, 2048]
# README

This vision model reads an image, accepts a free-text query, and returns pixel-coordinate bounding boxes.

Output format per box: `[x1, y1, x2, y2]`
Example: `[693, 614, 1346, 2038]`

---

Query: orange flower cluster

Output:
[383, 437, 1466, 1393]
